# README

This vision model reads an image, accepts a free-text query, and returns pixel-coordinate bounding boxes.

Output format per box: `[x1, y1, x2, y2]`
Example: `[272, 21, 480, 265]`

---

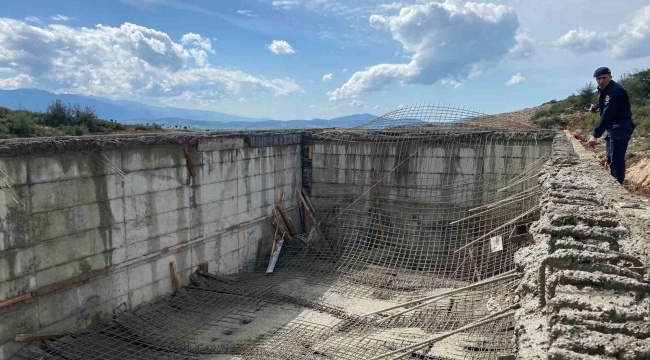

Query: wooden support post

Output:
[15, 333, 64, 342]
[183, 149, 196, 178]
[169, 261, 181, 293]
[303, 201, 310, 232]
[308, 145, 313, 160]
[199, 262, 208, 273]
[276, 191, 298, 236]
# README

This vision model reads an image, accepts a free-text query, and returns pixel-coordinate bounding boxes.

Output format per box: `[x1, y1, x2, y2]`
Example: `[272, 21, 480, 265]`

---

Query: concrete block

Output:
[37, 270, 129, 328]
[0, 248, 35, 283]
[29, 175, 123, 214]
[38, 293, 129, 334]
[125, 228, 190, 261]
[35, 252, 113, 289]
[197, 138, 244, 152]
[220, 231, 240, 256]
[195, 221, 225, 241]
[194, 160, 238, 185]
[190, 236, 220, 268]
[220, 179, 239, 200]
[238, 175, 264, 195]
[124, 187, 190, 221]
[30, 199, 125, 243]
[0, 186, 31, 251]
[0, 301, 39, 344]
[129, 277, 173, 308]
[213, 149, 240, 164]
[125, 208, 191, 245]
[122, 146, 186, 172]
[221, 196, 239, 220]
[126, 250, 191, 291]
[29, 151, 121, 183]
[0, 274, 35, 302]
[34, 224, 125, 271]
[124, 167, 187, 197]
[0, 157, 27, 186]
[191, 182, 223, 206]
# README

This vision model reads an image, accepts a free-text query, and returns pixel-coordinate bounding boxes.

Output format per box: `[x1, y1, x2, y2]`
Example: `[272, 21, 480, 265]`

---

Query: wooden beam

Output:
[169, 261, 181, 293]
[308, 145, 313, 160]
[266, 234, 285, 274]
[197, 269, 235, 284]
[276, 191, 298, 236]
[15, 333, 64, 342]
[0, 293, 32, 309]
[183, 149, 196, 178]
[199, 262, 208, 273]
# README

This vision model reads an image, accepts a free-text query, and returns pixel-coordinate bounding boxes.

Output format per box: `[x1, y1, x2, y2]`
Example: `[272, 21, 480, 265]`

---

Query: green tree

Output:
[577, 82, 597, 109]
[44, 100, 73, 127]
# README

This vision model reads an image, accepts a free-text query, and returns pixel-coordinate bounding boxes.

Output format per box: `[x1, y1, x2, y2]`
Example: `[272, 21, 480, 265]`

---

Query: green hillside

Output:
[0, 100, 163, 139]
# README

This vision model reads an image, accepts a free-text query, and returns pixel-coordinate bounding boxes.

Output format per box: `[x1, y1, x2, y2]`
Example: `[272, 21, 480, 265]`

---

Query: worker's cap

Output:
[593, 67, 611, 77]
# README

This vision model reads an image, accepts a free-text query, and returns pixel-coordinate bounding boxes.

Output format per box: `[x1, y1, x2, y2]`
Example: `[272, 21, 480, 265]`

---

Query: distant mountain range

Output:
[0, 89, 377, 129]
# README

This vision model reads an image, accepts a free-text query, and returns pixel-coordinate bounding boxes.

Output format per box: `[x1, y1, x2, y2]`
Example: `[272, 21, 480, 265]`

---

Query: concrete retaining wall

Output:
[0, 132, 303, 359]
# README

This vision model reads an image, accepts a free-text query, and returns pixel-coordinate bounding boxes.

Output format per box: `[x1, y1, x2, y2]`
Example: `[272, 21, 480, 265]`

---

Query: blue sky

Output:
[0, 0, 649, 120]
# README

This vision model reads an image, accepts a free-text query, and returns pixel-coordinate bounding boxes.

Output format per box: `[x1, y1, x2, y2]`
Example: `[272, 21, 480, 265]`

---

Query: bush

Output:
[534, 116, 563, 129]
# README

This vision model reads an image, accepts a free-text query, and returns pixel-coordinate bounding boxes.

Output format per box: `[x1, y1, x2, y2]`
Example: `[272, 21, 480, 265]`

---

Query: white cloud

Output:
[181, 32, 215, 53]
[24, 16, 40, 23]
[376, 2, 405, 12]
[342, 68, 348, 73]
[272, 1, 298, 9]
[509, 32, 536, 59]
[0, 74, 34, 89]
[309, 104, 317, 108]
[553, 28, 600, 55]
[51, 14, 73, 21]
[329, 1, 520, 100]
[322, 73, 333, 82]
[349, 100, 365, 107]
[554, 5, 650, 59]
[237, 10, 259, 17]
[0, 18, 300, 103]
[505, 73, 525, 86]
[612, 5, 650, 59]
[267, 40, 296, 55]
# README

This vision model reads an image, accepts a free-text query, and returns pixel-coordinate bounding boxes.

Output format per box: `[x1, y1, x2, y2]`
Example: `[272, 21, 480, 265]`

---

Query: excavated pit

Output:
[2, 106, 649, 360]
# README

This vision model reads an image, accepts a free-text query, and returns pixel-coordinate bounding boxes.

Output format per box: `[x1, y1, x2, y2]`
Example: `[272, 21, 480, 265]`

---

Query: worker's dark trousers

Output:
[605, 134, 629, 184]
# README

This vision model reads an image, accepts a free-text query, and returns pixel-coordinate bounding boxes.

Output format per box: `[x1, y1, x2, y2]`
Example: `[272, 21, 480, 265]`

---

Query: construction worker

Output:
[587, 67, 635, 184]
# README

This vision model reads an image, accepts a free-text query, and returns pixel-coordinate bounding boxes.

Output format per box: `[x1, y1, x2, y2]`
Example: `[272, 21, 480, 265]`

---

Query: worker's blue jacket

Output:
[592, 80, 635, 139]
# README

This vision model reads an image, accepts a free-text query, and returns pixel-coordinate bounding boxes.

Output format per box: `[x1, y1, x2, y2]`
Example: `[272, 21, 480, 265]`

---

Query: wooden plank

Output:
[0, 293, 32, 309]
[276, 204, 298, 236]
[301, 187, 317, 214]
[270, 209, 281, 256]
[266, 234, 285, 274]
[169, 261, 181, 293]
[199, 262, 208, 273]
[183, 149, 196, 178]
[197, 269, 235, 284]
[308, 145, 313, 160]
[15, 333, 64, 342]
[303, 201, 310, 232]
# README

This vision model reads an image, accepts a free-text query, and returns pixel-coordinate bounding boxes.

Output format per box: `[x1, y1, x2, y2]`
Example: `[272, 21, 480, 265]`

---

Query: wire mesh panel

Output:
[14, 105, 557, 360]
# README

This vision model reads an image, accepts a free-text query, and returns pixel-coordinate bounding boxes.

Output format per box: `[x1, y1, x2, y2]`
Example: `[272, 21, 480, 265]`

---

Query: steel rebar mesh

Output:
[15, 105, 554, 360]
